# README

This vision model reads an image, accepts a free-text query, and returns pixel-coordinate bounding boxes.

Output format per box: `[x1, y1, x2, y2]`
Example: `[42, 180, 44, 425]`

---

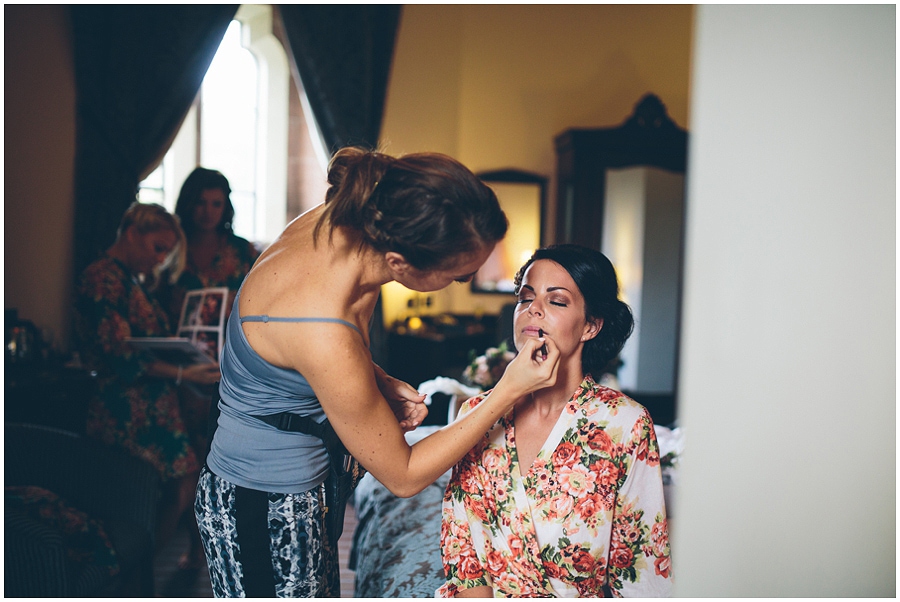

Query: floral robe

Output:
[438, 377, 672, 597]
[73, 256, 198, 481]
[159, 232, 259, 327]
[156, 233, 259, 452]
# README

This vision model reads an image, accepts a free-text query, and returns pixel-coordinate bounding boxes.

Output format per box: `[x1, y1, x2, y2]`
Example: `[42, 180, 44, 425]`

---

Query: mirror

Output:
[471, 169, 547, 294]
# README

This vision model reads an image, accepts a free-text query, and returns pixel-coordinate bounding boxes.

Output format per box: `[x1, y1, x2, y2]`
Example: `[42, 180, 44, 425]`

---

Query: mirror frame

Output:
[471, 169, 548, 295]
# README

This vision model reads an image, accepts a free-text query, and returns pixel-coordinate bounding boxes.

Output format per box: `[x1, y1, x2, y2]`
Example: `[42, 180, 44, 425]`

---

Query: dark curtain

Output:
[277, 5, 402, 367]
[277, 5, 402, 153]
[70, 5, 238, 278]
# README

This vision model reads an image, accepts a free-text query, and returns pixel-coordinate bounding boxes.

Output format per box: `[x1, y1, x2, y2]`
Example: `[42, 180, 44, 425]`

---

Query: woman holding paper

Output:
[158, 167, 261, 328]
[73, 202, 220, 559]
[156, 168, 260, 569]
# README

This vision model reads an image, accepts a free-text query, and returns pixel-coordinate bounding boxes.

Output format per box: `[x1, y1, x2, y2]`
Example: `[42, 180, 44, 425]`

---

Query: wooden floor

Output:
[154, 502, 359, 598]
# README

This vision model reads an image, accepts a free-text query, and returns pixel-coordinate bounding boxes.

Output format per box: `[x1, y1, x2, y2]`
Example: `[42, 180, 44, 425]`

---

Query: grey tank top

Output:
[206, 288, 363, 494]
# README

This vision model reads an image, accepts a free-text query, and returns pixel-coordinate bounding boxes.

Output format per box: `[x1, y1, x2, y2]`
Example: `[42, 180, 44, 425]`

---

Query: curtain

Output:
[70, 5, 238, 277]
[277, 5, 402, 153]
[277, 6, 402, 367]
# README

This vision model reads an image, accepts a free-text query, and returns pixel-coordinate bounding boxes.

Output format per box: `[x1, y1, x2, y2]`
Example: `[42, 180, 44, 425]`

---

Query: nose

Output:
[527, 298, 543, 317]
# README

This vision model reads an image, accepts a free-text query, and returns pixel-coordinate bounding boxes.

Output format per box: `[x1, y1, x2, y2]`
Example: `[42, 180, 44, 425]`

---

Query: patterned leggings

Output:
[194, 467, 340, 598]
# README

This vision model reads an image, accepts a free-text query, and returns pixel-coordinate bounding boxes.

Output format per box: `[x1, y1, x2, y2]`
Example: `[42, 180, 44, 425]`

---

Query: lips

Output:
[522, 326, 542, 336]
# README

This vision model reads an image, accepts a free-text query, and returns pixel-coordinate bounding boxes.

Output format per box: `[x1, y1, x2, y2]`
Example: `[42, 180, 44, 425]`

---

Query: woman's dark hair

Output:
[514, 244, 634, 378]
[315, 147, 508, 271]
[174, 167, 235, 238]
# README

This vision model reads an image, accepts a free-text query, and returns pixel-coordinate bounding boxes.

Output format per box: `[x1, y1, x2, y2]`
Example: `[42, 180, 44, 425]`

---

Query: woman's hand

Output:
[490, 335, 560, 399]
[182, 362, 221, 385]
[374, 364, 428, 432]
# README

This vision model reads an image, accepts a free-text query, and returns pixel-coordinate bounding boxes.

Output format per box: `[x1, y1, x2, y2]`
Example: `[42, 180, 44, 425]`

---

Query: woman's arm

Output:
[261, 322, 558, 498]
[373, 363, 428, 431]
[455, 586, 492, 598]
[145, 361, 221, 385]
[609, 408, 673, 597]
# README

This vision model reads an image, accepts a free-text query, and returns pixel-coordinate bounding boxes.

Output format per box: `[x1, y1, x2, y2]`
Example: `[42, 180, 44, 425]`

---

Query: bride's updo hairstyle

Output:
[514, 244, 635, 378]
[315, 147, 508, 271]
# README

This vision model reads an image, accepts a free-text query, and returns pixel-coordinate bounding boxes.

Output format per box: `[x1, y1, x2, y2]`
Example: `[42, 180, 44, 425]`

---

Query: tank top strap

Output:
[240, 315, 363, 338]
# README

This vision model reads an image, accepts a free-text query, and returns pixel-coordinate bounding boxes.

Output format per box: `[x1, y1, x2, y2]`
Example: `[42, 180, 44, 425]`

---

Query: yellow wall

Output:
[3, 4, 692, 349]
[5, 5, 77, 350]
[379, 4, 693, 326]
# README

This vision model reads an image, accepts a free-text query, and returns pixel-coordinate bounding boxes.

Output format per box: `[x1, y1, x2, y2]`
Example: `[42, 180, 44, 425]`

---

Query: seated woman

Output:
[73, 202, 221, 563]
[438, 244, 672, 598]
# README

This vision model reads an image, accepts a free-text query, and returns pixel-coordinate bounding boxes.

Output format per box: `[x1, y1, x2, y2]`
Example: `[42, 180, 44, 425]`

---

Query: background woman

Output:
[73, 202, 221, 563]
[438, 244, 672, 597]
[195, 147, 562, 597]
[155, 168, 260, 569]
[160, 166, 260, 327]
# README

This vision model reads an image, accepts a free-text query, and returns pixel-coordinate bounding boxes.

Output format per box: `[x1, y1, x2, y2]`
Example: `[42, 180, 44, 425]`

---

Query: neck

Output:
[328, 225, 393, 294]
[526, 362, 586, 415]
[105, 240, 130, 269]
[191, 229, 221, 245]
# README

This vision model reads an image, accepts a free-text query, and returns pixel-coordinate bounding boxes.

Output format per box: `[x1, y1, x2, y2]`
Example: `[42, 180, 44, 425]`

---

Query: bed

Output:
[349, 425, 450, 598]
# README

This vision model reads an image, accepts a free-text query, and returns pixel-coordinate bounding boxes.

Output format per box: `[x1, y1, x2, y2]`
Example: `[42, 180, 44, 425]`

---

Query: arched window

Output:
[139, 5, 327, 245]
[199, 20, 259, 238]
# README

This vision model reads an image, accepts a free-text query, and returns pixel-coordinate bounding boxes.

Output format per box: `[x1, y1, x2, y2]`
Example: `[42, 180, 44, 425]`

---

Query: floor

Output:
[154, 502, 359, 598]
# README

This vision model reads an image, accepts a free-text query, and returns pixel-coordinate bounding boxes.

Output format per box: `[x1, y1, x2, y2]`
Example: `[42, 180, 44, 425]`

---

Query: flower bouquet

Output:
[462, 341, 516, 390]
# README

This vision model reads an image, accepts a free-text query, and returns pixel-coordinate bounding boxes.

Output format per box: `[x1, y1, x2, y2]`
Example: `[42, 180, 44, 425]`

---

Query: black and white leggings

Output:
[194, 467, 339, 598]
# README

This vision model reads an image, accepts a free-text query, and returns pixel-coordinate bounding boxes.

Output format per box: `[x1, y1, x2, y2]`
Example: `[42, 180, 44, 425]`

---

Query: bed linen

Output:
[350, 426, 449, 598]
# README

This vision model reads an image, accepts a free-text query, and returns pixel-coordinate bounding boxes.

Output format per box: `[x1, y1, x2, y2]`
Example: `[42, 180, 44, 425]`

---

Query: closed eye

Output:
[455, 271, 478, 284]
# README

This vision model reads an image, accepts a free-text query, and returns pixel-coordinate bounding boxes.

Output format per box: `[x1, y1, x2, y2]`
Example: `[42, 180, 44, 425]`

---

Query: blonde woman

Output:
[73, 202, 220, 563]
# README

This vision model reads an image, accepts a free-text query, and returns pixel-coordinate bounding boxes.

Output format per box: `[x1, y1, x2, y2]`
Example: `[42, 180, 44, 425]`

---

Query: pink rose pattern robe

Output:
[439, 377, 672, 597]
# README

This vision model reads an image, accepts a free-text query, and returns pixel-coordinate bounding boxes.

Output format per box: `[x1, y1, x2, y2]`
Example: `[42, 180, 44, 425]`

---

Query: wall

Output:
[2, 5, 692, 351]
[379, 5, 693, 326]
[675, 5, 895, 596]
[5, 5, 77, 350]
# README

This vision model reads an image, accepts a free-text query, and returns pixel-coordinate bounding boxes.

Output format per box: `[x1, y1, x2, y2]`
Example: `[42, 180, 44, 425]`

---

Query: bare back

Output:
[226, 204, 562, 499]
[239, 204, 381, 365]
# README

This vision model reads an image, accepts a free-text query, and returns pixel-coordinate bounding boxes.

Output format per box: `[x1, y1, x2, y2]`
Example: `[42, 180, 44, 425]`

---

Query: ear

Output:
[384, 252, 411, 276]
[581, 317, 603, 343]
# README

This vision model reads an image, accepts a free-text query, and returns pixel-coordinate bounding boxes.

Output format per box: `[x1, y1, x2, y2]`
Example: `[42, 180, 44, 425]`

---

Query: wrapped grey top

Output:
[206, 288, 363, 494]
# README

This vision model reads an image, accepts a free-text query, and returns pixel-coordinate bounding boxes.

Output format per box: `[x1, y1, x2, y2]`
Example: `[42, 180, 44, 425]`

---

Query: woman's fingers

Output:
[499, 337, 560, 394]
[185, 362, 222, 385]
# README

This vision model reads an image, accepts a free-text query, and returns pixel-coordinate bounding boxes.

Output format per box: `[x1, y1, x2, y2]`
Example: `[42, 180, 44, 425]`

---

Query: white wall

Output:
[674, 5, 895, 596]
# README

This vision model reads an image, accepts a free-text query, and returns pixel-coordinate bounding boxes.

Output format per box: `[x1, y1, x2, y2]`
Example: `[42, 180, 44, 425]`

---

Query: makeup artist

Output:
[194, 146, 561, 597]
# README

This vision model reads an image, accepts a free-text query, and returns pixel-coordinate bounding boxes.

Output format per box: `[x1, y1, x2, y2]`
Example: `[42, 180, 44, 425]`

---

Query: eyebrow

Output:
[519, 284, 572, 293]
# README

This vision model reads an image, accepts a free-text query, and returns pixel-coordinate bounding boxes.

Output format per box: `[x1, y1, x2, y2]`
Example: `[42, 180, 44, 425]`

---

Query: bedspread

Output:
[350, 426, 450, 598]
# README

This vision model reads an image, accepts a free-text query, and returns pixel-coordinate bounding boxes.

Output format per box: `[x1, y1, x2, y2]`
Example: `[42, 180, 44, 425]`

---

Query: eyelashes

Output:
[516, 297, 569, 307]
